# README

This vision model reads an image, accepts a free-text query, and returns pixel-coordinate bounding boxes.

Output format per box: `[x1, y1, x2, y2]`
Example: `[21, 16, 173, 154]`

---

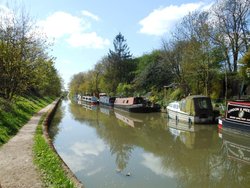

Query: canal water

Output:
[49, 99, 250, 188]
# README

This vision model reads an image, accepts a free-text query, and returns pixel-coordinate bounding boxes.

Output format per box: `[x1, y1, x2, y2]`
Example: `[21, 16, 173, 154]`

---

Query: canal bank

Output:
[38, 99, 84, 188]
[0, 99, 84, 188]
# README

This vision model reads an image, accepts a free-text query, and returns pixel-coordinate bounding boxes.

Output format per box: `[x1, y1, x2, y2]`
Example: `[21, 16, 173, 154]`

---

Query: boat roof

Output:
[185, 95, 210, 100]
[228, 100, 250, 106]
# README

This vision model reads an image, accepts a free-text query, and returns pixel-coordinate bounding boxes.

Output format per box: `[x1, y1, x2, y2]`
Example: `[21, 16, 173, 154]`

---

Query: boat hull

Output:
[114, 97, 161, 113]
[114, 104, 159, 113]
[222, 100, 250, 131]
[222, 119, 250, 131]
[167, 108, 214, 124]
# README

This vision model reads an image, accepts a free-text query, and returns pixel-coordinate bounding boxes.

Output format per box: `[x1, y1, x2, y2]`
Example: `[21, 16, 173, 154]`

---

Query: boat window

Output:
[197, 98, 209, 109]
[134, 97, 143, 104]
[126, 100, 129, 103]
[180, 100, 186, 111]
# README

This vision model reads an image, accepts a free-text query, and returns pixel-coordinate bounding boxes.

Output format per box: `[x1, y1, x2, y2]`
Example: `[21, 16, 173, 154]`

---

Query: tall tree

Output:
[69, 72, 87, 96]
[104, 32, 134, 94]
[211, 0, 250, 72]
[167, 11, 223, 96]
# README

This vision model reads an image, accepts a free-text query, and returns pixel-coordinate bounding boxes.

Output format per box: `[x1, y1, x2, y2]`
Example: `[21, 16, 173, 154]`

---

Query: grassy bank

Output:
[33, 113, 76, 188]
[0, 96, 54, 146]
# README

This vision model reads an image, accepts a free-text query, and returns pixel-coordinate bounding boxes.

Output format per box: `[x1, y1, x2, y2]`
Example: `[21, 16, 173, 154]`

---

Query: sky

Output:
[0, 0, 214, 89]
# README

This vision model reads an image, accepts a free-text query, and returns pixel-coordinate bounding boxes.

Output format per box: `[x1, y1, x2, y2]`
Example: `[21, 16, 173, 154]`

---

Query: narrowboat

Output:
[222, 100, 250, 131]
[167, 95, 215, 124]
[99, 96, 116, 107]
[114, 97, 161, 113]
[81, 96, 98, 105]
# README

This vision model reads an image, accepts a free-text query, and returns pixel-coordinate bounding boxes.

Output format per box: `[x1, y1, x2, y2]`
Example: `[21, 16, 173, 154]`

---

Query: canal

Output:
[49, 99, 250, 188]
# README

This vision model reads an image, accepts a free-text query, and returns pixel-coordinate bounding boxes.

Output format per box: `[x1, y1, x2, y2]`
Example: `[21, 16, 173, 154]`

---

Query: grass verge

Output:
[33, 112, 76, 188]
[0, 95, 54, 146]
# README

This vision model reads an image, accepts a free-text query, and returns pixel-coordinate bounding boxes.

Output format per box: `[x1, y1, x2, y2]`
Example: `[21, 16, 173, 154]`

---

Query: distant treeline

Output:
[69, 0, 249, 102]
[0, 5, 62, 101]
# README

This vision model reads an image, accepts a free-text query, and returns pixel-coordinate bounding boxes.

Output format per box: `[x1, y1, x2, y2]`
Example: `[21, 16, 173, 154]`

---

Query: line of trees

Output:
[0, 6, 62, 101]
[69, 0, 250, 103]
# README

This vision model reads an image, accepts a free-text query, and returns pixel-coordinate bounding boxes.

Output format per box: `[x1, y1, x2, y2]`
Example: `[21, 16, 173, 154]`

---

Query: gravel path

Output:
[0, 101, 57, 188]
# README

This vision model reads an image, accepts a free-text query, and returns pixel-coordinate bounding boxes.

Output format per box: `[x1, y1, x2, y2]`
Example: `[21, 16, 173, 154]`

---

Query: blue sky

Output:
[0, 0, 214, 88]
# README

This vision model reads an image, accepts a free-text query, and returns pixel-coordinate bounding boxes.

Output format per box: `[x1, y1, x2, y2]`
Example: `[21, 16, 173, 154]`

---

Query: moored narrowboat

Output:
[222, 100, 250, 131]
[167, 95, 216, 124]
[82, 96, 99, 105]
[99, 96, 116, 107]
[114, 97, 160, 113]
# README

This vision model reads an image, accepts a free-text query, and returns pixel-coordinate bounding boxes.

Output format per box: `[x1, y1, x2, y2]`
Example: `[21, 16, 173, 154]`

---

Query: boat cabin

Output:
[180, 95, 213, 117]
[222, 100, 250, 130]
[114, 97, 145, 106]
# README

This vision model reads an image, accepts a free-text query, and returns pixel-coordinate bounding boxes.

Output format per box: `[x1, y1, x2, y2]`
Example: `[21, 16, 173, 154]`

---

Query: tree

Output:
[69, 72, 87, 97]
[104, 32, 134, 94]
[211, 0, 250, 72]
[165, 11, 224, 96]
[161, 40, 189, 94]
[0, 4, 61, 100]
[133, 50, 173, 92]
[238, 49, 250, 96]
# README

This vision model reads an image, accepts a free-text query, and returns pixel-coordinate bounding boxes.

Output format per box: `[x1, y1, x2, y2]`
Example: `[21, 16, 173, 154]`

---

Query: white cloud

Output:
[38, 11, 89, 38]
[139, 2, 206, 36]
[0, 5, 12, 16]
[67, 32, 110, 48]
[0, 5, 15, 26]
[38, 11, 109, 48]
[82, 10, 100, 21]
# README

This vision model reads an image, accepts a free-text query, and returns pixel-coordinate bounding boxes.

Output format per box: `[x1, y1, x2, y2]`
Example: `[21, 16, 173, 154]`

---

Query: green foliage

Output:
[0, 96, 54, 146]
[0, 5, 62, 100]
[33, 116, 75, 188]
[104, 32, 135, 94]
[69, 72, 87, 96]
[239, 49, 250, 79]
[169, 88, 184, 101]
[116, 83, 133, 96]
[133, 50, 173, 92]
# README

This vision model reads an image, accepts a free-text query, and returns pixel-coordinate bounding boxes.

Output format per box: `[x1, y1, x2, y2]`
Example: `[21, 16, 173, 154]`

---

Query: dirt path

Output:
[0, 101, 57, 188]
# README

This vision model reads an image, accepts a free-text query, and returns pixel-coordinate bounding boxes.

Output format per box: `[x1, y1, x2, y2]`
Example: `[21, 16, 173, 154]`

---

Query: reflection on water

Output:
[168, 119, 214, 149]
[114, 110, 143, 128]
[49, 100, 250, 188]
[220, 128, 250, 165]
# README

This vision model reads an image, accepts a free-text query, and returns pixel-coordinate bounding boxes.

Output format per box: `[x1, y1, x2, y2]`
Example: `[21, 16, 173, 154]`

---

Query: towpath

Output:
[0, 101, 57, 188]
